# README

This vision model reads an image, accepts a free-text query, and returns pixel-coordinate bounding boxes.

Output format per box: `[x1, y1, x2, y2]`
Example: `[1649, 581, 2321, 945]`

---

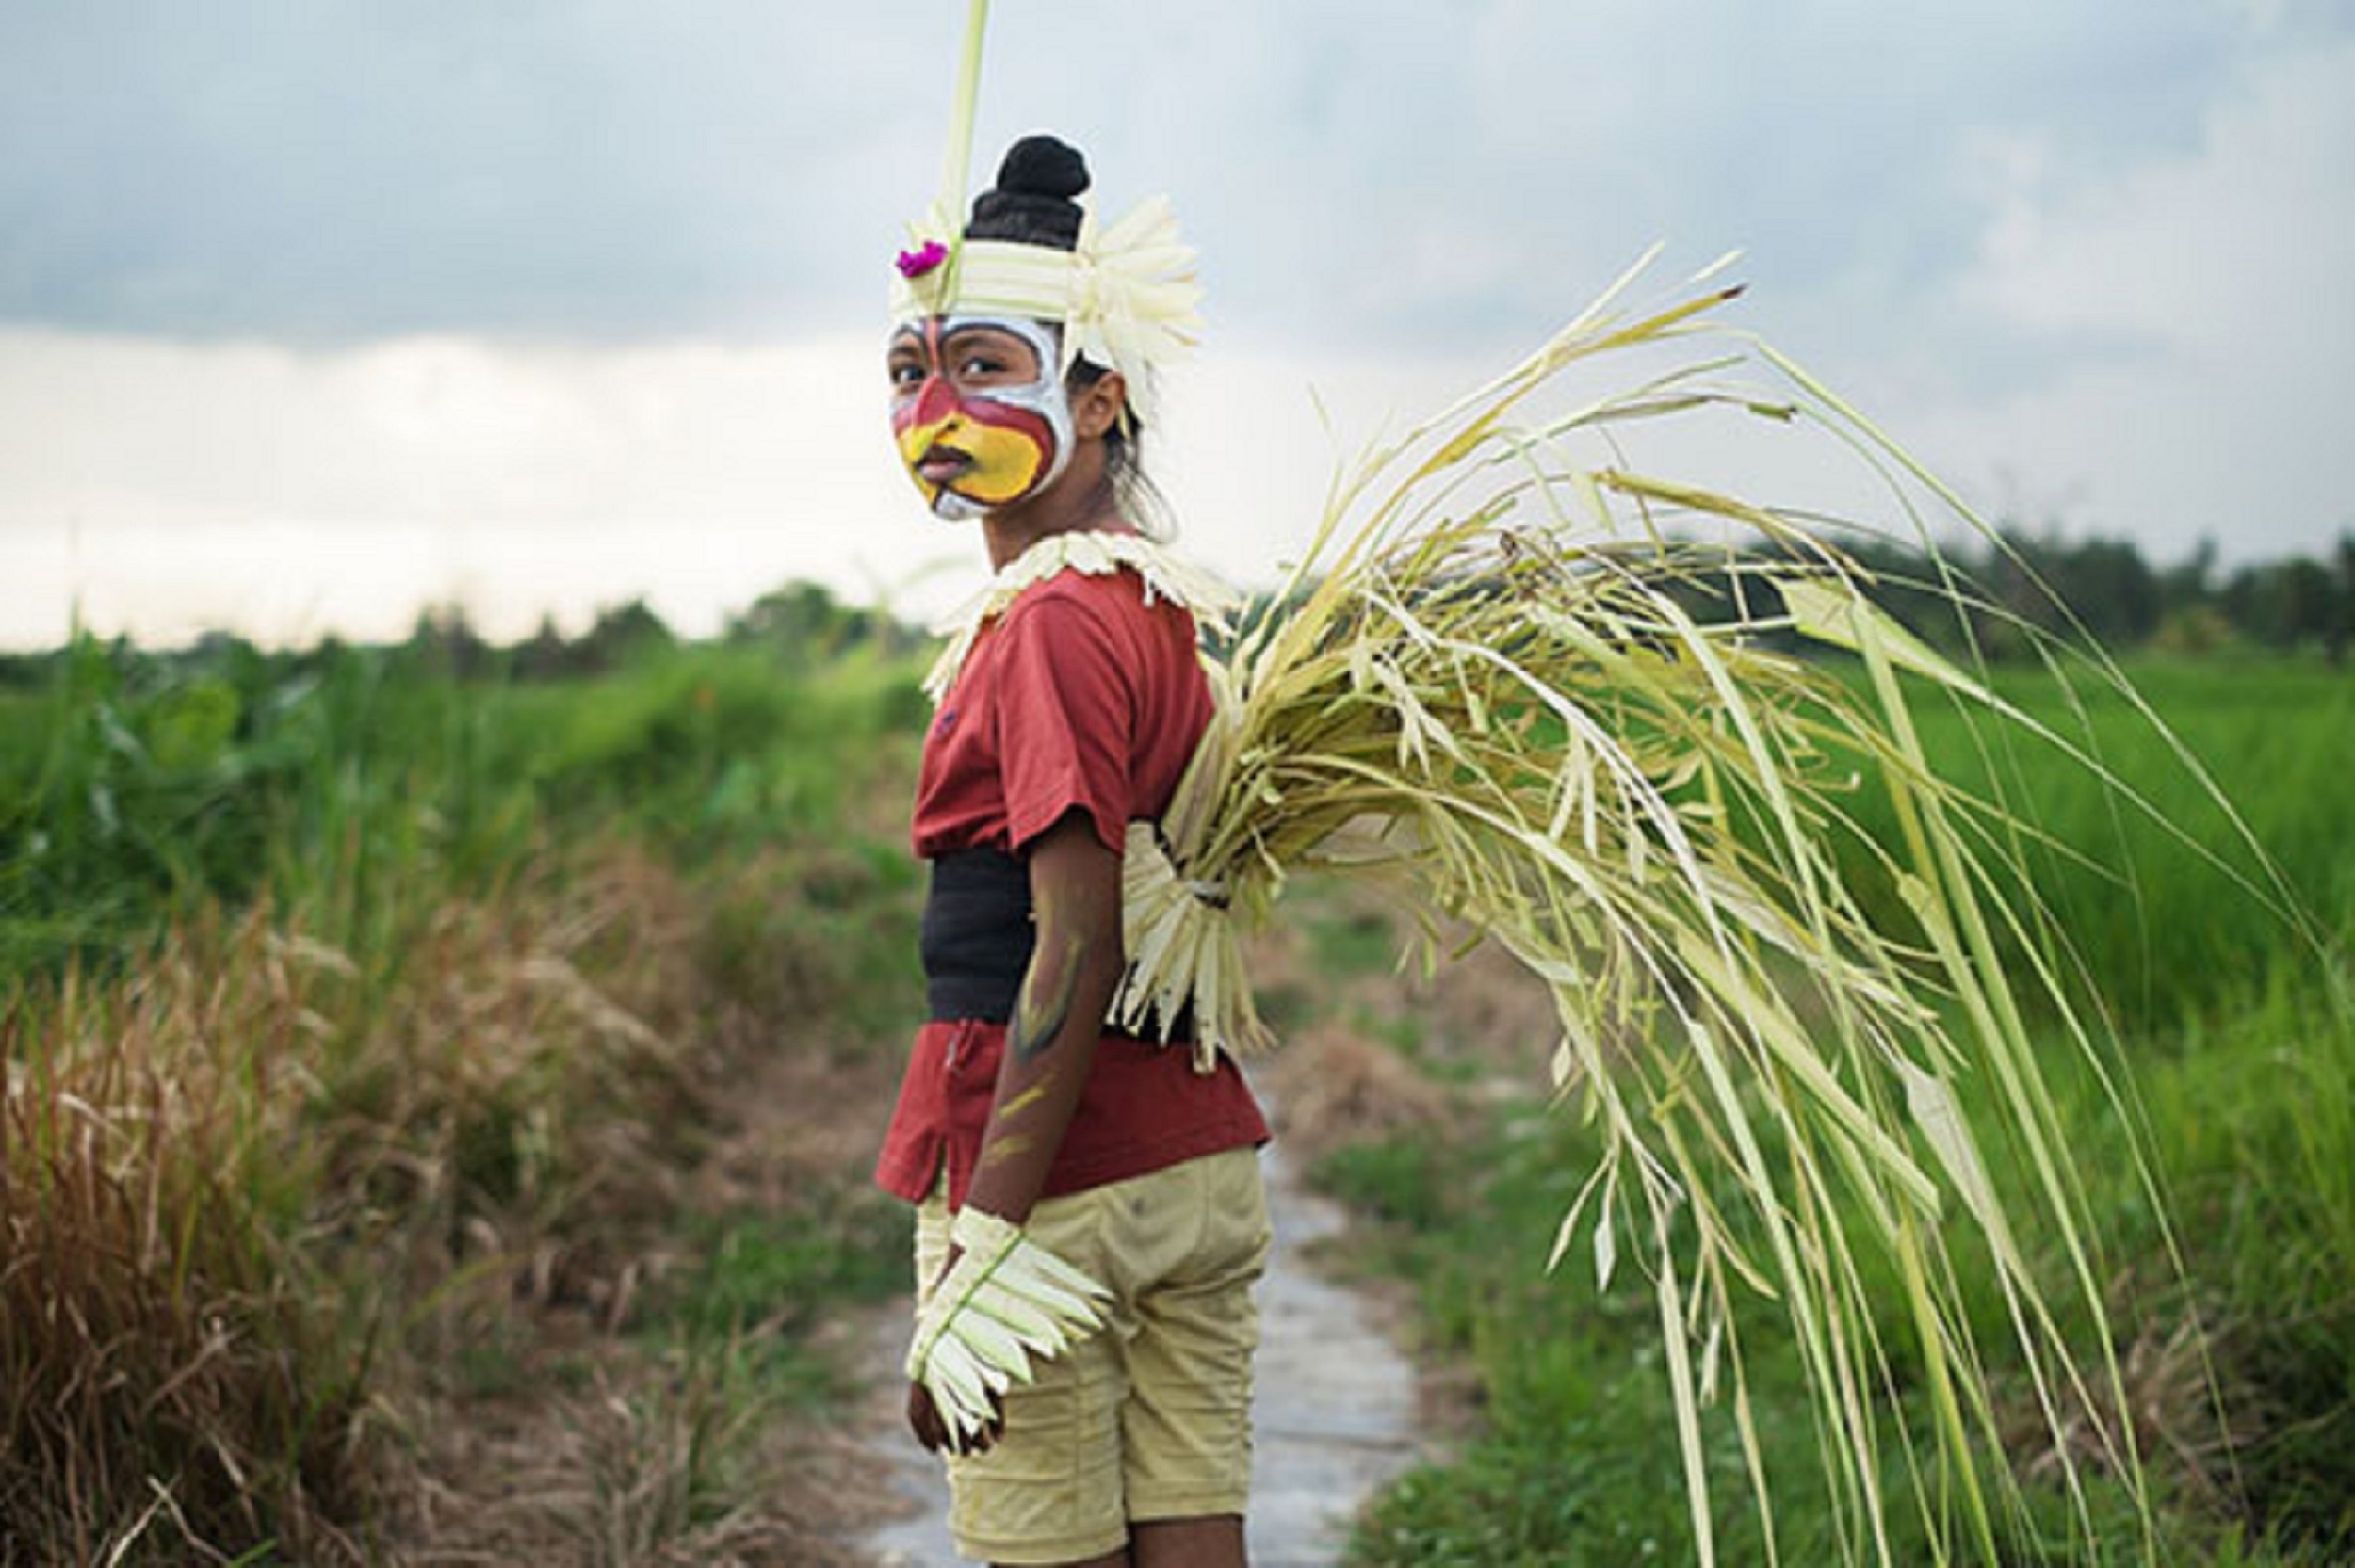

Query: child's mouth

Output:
[918, 446, 972, 486]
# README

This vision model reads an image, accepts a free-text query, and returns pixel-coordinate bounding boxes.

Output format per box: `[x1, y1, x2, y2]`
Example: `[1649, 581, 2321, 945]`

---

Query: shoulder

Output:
[1000, 564, 1163, 643]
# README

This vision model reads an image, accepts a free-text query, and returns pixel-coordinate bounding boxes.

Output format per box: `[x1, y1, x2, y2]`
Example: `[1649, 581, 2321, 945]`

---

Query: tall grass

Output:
[1338, 656, 2355, 1563]
[2109, 994, 2355, 1547]
[2, 635, 928, 1560]
[1343, 993, 2355, 1563]
[2, 911, 374, 1563]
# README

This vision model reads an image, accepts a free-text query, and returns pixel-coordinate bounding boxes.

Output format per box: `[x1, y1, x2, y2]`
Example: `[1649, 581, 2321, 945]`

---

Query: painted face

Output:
[886, 315, 1074, 521]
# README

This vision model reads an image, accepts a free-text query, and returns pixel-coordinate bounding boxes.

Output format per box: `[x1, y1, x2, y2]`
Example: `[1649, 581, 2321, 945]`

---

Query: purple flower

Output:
[896, 240, 950, 280]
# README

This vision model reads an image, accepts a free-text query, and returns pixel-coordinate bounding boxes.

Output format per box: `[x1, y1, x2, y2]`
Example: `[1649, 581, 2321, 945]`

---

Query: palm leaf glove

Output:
[906, 1205, 1112, 1444]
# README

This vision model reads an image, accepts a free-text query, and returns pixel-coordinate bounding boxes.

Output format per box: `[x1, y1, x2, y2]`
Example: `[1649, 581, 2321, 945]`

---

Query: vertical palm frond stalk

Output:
[1110, 252, 2179, 1563]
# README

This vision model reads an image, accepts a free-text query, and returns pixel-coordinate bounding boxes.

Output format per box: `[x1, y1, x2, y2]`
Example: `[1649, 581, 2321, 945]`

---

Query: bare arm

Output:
[908, 809, 1126, 1452]
[965, 810, 1126, 1223]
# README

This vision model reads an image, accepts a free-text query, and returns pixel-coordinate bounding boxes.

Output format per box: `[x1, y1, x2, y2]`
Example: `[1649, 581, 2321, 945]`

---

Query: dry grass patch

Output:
[2, 908, 382, 1564]
[398, 1354, 880, 1568]
[1259, 1023, 1457, 1170]
[5, 833, 921, 1564]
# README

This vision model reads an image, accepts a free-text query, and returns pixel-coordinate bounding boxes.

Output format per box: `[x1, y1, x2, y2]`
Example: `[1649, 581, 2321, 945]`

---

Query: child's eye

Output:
[888, 362, 924, 387]
[958, 355, 1004, 378]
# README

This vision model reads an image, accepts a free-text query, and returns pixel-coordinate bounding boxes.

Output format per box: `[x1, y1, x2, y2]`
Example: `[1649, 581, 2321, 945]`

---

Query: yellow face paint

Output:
[894, 401, 1055, 508]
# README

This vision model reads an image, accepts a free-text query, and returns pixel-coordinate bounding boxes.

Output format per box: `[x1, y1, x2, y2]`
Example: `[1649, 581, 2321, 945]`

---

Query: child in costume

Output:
[872, 134, 1273, 1568]
[863, 16, 2189, 1565]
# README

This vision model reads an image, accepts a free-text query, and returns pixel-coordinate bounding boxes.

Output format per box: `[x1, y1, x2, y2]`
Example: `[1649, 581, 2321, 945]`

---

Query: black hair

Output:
[966, 134, 1170, 534]
[965, 134, 1089, 251]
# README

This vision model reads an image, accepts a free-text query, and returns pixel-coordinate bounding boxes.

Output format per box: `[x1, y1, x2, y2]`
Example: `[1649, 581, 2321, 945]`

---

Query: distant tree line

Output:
[0, 582, 925, 689]
[1831, 528, 2355, 664]
[8, 527, 2354, 689]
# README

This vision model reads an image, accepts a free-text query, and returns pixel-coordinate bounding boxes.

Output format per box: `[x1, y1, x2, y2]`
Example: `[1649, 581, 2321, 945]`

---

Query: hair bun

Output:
[995, 135, 1090, 201]
[966, 134, 1091, 251]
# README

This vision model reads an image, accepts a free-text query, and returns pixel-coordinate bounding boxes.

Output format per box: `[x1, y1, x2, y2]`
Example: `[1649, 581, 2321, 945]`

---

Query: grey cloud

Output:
[1, 3, 923, 339]
[0, 0, 2338, 369]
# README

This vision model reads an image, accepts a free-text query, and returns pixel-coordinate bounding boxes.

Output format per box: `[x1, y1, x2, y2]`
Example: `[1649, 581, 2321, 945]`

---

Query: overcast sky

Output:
[3, 1, 2350, 648]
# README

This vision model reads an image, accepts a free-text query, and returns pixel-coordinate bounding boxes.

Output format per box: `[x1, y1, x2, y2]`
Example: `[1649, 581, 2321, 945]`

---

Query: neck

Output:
[980, 464, 1126, 572]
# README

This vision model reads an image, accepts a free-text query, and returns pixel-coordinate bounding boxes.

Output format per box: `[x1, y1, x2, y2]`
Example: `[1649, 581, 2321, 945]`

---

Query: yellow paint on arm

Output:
[997, 1075, 1057, 1122]
[979, 1133, 1038, 1168]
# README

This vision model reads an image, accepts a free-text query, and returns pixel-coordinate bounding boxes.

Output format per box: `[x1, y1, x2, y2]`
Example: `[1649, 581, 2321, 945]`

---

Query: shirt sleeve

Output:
[990, 591, 1137, 856]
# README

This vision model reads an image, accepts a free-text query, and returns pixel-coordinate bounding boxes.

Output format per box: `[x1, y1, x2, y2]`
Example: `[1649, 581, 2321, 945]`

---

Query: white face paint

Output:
[886, 314, 1076, 522]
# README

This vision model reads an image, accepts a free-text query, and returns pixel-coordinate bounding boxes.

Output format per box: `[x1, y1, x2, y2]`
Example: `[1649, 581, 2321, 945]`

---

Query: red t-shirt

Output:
[874, 559, 1269, 1209]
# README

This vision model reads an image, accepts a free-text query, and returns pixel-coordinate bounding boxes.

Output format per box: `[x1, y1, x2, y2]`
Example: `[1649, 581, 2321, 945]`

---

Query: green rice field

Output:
[3, 635, 2349, 1562]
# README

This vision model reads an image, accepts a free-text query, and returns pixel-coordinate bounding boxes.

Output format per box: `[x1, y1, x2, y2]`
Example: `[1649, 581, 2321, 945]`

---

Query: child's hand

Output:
[907, 1377, 1004, 1455]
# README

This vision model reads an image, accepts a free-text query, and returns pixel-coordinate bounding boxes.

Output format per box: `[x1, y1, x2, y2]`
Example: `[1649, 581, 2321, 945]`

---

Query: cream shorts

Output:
[915, 1146, 1273, 1565]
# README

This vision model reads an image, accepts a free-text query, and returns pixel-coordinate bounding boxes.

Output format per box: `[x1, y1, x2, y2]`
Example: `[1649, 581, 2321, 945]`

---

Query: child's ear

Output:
[1073, 370, 1128, 440]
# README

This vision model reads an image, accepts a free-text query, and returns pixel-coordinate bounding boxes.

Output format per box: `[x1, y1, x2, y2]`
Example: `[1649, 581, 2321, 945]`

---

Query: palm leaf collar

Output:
[922, 529, 1240, 705]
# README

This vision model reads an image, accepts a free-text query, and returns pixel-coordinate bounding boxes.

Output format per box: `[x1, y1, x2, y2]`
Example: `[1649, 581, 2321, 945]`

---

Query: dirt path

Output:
[847, 1134, 1426, 1566]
